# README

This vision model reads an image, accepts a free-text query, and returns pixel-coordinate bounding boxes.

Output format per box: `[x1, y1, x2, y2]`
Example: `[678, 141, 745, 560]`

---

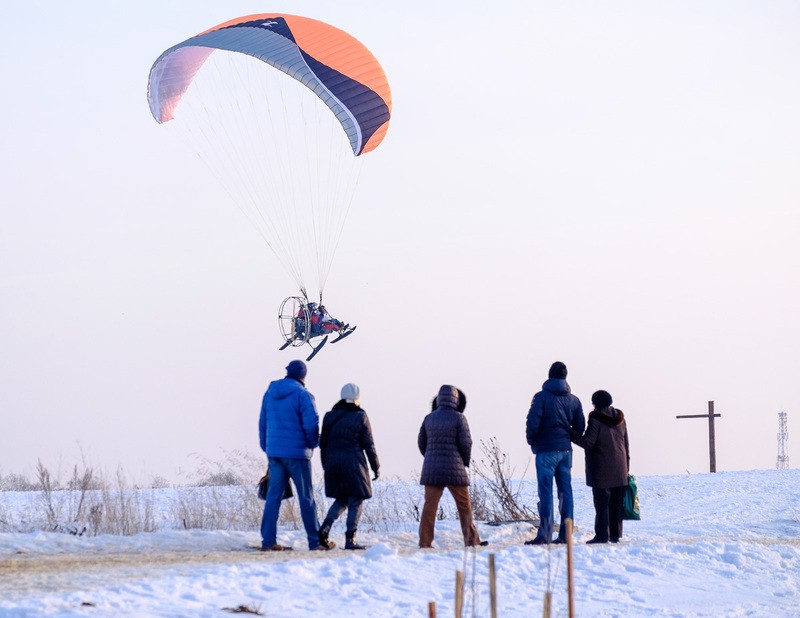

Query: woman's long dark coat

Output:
[319, 400, 380, 499]
[573, 406, 630, 489]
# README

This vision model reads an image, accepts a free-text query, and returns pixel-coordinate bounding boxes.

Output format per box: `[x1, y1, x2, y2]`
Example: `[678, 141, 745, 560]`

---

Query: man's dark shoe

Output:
[524, 537, 550, 546]
[553, 537, 568, 545]
[586, 537, 608, 544]
[311, 541, 336, 551]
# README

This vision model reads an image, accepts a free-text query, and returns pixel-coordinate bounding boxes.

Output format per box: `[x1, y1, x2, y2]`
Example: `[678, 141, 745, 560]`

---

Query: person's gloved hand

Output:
[372, 469, 380, 481]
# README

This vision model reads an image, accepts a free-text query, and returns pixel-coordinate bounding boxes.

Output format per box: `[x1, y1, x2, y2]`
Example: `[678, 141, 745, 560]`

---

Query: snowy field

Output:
[1, 469, 799, 617]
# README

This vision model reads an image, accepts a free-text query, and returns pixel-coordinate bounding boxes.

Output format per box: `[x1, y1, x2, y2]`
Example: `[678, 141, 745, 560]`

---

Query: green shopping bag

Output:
[623, 474, 641, 520]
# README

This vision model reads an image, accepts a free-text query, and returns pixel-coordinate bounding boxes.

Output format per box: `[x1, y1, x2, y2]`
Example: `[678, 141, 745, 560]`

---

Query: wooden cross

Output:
[676, 401, 721, 473]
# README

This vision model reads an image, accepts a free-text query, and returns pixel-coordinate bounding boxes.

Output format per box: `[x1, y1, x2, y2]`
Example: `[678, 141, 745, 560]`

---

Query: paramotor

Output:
[278, 296, 357, 361]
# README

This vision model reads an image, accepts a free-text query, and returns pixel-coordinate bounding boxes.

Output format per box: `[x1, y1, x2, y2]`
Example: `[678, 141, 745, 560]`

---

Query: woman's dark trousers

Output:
[324, 496, 364, 535]
[591, 486, 625, 542]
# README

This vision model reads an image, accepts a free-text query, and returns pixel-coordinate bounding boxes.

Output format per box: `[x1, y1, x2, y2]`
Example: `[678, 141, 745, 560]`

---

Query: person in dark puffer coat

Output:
[571, 390, 630, 544]
[417, 385, 484, 548]
[525, 361, 585, 545]
[317, 383, 380, 550]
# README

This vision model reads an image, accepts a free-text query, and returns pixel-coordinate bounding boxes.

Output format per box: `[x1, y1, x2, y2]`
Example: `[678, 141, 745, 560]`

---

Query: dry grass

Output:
[222, 605, 263, 615]
[0, 443, 536, 536]
[472, 437, 537, 523]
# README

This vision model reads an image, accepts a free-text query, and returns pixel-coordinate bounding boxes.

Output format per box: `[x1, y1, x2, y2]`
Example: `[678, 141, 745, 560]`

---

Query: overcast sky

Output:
[1, 1, 799, 485]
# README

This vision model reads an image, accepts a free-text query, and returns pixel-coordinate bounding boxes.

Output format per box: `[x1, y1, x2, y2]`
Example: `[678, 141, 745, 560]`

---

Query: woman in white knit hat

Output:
[318, 383, 380, 550]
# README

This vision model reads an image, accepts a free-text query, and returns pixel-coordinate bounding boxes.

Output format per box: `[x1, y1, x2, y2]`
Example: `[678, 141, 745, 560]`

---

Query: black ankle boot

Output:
[318, 519, 334, 549]
[345, 531, 366, 550]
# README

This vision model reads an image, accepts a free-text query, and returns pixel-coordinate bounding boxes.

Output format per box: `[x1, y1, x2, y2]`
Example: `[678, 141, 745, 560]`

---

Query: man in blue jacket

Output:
[259, 360, 332, 551]
[525, 361, 585, 545]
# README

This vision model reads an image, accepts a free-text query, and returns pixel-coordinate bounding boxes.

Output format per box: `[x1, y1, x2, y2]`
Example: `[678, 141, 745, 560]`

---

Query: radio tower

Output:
[777, 411, 789, 470]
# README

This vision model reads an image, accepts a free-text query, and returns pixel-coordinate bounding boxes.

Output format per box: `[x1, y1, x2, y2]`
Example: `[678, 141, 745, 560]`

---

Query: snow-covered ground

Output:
[1, 469, 799, 617]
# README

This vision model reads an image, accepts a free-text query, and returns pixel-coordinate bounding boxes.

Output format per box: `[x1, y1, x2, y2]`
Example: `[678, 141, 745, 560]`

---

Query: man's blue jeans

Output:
[261, 456, 320, 549]
[534, 450, 573, 543]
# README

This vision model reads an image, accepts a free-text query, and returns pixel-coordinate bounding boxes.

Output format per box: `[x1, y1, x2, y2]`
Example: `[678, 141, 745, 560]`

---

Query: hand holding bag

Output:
[623, 473, 641, 520]
[257, 468, 294, 501]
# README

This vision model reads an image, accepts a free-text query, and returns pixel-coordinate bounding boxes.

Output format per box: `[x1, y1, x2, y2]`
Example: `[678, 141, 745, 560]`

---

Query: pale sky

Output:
[1, 1, 799, 485]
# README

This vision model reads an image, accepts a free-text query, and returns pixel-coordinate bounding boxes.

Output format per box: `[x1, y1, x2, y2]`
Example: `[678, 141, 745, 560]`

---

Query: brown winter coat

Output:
[418, 385, 472, 487]
[572, 406, 630, 489]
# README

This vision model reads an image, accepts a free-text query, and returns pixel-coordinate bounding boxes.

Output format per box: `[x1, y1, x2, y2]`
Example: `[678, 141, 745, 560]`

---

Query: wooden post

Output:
[565, 518, 575, 618]
[428, 601, 437, 618]
[676, 400, 721, 473]
[488, 553, 497, 618]
[707, 401, 716, 472]
[455, 570, 464, 618]
[542, 592, 552, 618]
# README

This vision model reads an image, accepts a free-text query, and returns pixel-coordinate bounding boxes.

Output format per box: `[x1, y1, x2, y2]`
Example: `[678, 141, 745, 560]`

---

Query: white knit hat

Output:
[340, 383, 360, 404]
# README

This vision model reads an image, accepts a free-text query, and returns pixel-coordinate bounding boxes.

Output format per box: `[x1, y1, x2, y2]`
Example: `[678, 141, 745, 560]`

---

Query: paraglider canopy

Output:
[147, 13, 389, 349]
[147, 14, 392, 156]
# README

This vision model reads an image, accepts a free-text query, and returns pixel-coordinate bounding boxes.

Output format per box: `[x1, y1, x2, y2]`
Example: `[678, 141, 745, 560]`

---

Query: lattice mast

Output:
[777, 411, 789, 470]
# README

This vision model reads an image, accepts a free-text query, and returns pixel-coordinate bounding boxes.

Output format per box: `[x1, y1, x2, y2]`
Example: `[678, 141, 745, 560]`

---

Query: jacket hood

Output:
[267, 377, 306, 401]
[589, 407, 625, 427]
[435, 385, 460, 410]
[542, 378, 571, 396]
[332, 400, 362, 412]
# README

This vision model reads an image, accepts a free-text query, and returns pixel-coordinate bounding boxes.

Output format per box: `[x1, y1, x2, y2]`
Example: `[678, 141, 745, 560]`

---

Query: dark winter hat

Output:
[286, 360, 307, 382]
[591, 390, 613, 409]
[548, 361, 568, 379]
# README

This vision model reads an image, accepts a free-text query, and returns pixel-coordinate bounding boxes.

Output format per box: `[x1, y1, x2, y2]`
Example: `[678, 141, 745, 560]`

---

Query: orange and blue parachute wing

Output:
[147, 14, 391, 155]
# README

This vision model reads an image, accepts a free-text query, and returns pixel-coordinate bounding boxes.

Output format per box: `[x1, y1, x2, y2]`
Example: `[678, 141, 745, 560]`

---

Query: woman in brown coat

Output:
[417, 385, 484, 548]
[572, 390, 630, 544]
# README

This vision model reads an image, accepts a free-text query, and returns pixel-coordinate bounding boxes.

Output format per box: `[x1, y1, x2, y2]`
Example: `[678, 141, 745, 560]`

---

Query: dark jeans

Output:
[534, 450, 574, 543]
[591, 486, 625, 542]
[324, 496, 364, 534]
[260, 456, 320, 549]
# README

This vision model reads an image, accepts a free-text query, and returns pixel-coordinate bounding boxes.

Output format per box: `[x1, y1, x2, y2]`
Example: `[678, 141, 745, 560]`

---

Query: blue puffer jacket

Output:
[526, 378, 585, 454]
[259, 377, 319, 460]
[418, 385, 472, 487]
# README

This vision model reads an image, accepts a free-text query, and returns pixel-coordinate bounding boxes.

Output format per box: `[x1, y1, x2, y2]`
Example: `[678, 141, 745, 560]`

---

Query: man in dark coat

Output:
[259, 360, 332, 551]
[572, 389, 630, 543]
[417, 385, 484, 548]
[525, 361, 585, 545]
[318, 383, 380, 550]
